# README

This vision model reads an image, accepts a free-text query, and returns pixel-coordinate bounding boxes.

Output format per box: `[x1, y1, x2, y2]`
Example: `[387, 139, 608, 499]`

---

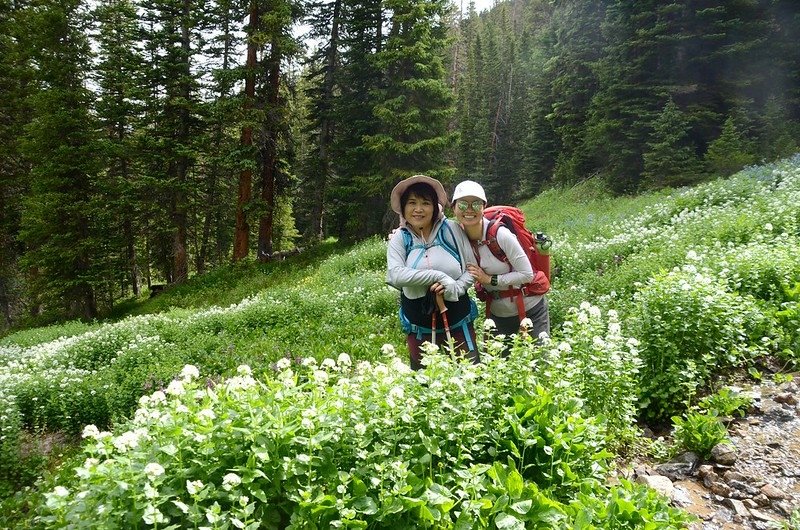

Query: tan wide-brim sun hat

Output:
[390, 174, 449, 214]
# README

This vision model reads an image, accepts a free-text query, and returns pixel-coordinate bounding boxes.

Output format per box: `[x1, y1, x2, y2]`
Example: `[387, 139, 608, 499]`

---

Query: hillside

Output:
[1, 156, 799, 528]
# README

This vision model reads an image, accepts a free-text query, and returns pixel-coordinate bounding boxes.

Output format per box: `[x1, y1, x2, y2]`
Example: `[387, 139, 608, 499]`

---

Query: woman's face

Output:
[454, 195, 485, 230]
[403, 192, 435, 232]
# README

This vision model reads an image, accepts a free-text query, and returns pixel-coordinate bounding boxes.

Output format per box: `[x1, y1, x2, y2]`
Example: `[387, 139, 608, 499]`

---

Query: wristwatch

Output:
[490, 275, 498, 286]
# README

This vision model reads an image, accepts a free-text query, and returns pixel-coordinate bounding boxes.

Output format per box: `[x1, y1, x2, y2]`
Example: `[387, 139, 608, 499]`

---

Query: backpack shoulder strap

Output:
[483, 218, 509, 264]
[437, 221, 461, 264]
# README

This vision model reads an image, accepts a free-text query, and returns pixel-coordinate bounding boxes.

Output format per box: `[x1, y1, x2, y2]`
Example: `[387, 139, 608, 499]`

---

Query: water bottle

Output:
[535, 232, 552, 255]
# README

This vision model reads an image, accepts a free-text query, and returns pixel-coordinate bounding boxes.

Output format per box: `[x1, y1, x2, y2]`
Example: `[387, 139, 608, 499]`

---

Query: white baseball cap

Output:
[452, 180, 487, 203]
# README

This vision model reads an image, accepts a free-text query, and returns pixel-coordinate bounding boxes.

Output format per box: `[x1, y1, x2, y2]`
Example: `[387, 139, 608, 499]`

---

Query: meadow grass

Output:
[1, 155, 799, 527]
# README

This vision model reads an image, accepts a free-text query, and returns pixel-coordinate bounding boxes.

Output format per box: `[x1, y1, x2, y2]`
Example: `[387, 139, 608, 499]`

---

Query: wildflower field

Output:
[1, 155, 799, 528]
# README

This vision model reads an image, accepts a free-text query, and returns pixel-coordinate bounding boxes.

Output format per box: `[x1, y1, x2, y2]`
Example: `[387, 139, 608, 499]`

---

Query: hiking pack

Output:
[471, 205, 551, 320]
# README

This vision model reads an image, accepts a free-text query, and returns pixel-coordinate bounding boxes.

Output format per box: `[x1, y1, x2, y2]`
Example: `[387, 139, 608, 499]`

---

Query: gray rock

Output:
[709, 481, 732, 497]
[722, 470, 747, 482]
[636, 474, 674, 498]
[655, 462, 694, 480]
[670, 485, 694, 507]
[753, 494, 770, 507]
[759, 398, 794, 421]
[672, 451, 701, 466]
[774, 392, 798, 406]
[759, 483, 789, 500]
[748, 508, 776, 522]
[697, 464, 714, 478]
[710, 443, 737, 466]
[724, 498, 750, 518]
[728, 479, 759, 496]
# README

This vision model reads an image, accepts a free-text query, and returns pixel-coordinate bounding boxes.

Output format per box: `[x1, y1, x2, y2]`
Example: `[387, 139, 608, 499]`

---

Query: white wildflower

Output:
[166, 379, 185, 396]
[173, 500, 190, 514]
[321, 358, 337, 370]
[579, 301, 591, 310]
[222, 472, 242, 491]
[144, 462, 165, 480]
[519, 317, 533, 330]
[82, 424, 100, 439]
[588, 306, 601, 319]
[143, 504, 167, 525]
[483, 318, 496, 331]
[150, 391, 166, 405]
[301, 417, 315, 430]
[186, 479, 204, 495]
[53, 486, 70, 498]
[197, 408, 216, 421]
[380, 343, 396, 356]
[180, 364, 200, 381]
[354, 423, 367, 436]
[275, 358, 291, 371]
[236, 365, 252, 376]
[337, 352, 352, 367]
[765, 222, 773, 231]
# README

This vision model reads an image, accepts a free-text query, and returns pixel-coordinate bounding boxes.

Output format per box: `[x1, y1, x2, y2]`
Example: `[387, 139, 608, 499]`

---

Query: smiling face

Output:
[403, 192, 435, 234]
[454, 196, 485, 230]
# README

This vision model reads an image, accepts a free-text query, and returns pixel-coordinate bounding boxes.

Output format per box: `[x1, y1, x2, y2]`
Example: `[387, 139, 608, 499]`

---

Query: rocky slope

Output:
[626, 377, 800, 529]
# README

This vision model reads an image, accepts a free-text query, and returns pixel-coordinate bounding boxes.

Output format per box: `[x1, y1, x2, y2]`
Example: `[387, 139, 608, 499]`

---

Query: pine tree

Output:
[642, 98, 701, 189]
[93, 0, 147, 297]
[545, 0, 605, 186]
[19, 0, 106, 318]
[704, 115, 757, 177]
[138, 0, 205, 283]
[0, 0, 34, 326]
[339, 0, 455, 236]
[298, 0, 343, 242]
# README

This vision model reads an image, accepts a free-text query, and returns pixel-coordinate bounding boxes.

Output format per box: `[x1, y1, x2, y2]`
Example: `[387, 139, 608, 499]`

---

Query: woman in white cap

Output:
[386, 175, 480, 370]
[452, 180, 550, 346]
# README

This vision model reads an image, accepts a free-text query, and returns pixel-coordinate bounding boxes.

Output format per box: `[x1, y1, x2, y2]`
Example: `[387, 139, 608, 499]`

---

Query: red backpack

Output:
[471, 206, 551, 319]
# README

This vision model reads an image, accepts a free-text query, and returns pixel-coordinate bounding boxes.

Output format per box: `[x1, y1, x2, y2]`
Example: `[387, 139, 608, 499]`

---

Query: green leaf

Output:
[495, 512, 524, 530]
[352, 496, 378, 515]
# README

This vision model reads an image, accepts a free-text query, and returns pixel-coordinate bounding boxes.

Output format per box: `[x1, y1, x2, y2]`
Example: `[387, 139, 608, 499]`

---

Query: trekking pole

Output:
[431, 310, 437, 346]
[435, 292, 452, 344]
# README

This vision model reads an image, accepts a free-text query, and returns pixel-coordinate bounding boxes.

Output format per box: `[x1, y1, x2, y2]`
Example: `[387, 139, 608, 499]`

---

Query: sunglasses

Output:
[455, 199, 484, 212]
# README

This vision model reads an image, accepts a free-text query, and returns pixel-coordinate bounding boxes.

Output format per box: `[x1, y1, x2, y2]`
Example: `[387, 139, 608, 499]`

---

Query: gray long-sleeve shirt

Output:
[386, 217, 476, 302]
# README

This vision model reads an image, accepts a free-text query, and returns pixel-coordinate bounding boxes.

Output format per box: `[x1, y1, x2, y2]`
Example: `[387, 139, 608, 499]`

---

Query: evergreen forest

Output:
[1, 0, 799, 329]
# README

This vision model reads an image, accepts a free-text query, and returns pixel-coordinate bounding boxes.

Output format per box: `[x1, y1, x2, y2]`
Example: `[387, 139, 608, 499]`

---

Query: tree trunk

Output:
[308, 0, 341, 242]
[171, 0, 192, 284]
[233, 0, 258, 261]
[257, 37, 281, 261]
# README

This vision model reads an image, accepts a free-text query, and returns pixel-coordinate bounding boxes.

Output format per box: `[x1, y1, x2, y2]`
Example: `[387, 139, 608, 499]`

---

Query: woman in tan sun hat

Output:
[386, 175, 480, 370]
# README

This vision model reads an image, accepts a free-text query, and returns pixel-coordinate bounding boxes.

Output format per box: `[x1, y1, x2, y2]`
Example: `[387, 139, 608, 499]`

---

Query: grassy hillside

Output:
[2, 155, 799, 528]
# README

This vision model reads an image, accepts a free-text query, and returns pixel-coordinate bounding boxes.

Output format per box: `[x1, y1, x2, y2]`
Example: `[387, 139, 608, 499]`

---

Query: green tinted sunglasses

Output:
[455, 199, 484, 211]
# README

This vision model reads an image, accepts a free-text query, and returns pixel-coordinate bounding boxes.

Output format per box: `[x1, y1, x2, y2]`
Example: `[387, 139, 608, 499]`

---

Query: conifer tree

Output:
[642, 98, 701, 189]
[363, 0, 455, 209]
[545, 0, 604, 185]
[0, 0, 34, 326]
[138, 0, 205, 283]
[20, 0, 106, 318]
[704, 115, 757, 177]
[93, 0, 147, 297]
[298, 0, 343, 242]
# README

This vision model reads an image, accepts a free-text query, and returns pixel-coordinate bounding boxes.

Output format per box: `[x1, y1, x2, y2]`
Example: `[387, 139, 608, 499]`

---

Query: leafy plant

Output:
[671, 412, 729, 459]
[697, 387, 752, 418]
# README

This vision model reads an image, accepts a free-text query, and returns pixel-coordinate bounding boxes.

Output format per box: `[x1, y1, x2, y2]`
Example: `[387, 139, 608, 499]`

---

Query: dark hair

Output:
[400, 182, 440, 220]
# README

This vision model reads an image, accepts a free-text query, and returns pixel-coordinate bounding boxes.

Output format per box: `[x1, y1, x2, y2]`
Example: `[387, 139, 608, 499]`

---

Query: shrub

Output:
[632, 264, 769, 420]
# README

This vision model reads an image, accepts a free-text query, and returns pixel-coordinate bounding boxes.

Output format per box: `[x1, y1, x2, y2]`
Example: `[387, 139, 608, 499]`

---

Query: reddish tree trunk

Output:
[233, 0, 258, 261]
